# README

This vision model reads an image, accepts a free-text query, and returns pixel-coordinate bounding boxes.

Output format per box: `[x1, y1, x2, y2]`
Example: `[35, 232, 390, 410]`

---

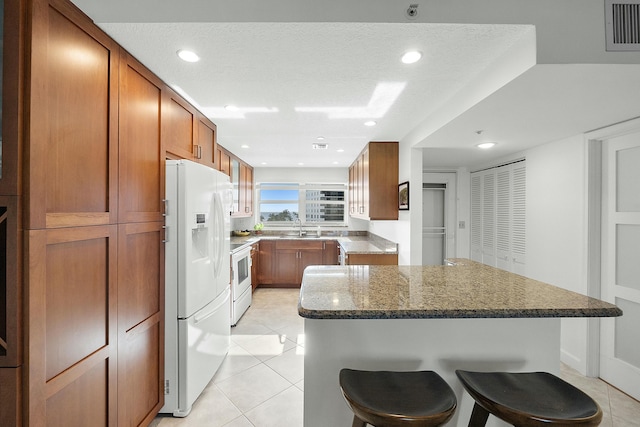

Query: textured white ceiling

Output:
[94, 21, 531, 167]
[69, 0, 640, 170]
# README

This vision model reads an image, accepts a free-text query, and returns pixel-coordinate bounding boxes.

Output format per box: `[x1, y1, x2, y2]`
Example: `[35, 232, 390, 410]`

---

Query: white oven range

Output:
[230, 244, 252, 325]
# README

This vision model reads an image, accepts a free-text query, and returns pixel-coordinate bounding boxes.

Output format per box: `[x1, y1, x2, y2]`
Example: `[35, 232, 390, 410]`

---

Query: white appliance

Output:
[231, 245, 252, 325]
[162, 159, 232, 417]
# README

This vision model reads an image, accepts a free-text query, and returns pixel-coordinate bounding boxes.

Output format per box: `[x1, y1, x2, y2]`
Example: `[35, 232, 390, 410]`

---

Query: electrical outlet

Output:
[459, 221, 466, 229]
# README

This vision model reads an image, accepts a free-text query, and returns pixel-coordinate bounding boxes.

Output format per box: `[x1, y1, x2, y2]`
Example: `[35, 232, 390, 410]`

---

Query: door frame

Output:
[422, 172, 457, 262]
[584, 116, 640, 377]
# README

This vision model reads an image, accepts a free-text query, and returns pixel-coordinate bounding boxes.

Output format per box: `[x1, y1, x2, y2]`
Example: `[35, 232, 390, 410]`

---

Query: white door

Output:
[422, 173, 456, 265]
[422, 186, 445, 265]
[600, 131, 640, 401]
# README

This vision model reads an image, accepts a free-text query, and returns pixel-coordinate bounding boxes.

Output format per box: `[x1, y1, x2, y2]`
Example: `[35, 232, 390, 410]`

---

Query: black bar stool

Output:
[339, 369, 457, 427]
[455, 370, 602, 427]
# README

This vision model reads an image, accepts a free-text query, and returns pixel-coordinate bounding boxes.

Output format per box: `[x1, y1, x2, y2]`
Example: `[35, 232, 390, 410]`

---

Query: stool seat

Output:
[339, 369, 457, 427]
[455, 370, 603, 427]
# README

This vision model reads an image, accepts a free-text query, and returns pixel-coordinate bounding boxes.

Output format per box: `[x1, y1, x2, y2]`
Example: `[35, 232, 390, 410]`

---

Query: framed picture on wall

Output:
[398, 181, 409, 210]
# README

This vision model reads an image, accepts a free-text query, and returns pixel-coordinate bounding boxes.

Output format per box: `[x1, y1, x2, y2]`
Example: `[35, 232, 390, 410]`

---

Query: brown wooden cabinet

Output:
[250, 242, 260, 292]
[258, 239, 275, 286]
[195, 113, 218, 169]
[162, 88, 196, 161]
[217, 146, 231, 176]
[349, 141, 399, 220]
[345, 253, 398, 265]
[273, 240, 324, 286]
[323, 240, 339, 265]
[230, 156, 254, 218]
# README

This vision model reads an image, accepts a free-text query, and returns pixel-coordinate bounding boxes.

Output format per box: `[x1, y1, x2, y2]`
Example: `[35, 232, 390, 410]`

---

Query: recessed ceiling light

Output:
[401, 51, 422, 64]
[177, 49, 200, 63]
[332, 161, 339, 165]
[477, 142, 496, 149]
[224, 105, 239, 111]
[337, 149, 345, 153]
[298, 162, 304, 166]
[261, 162, 267, 165]
[364, 120, 377, 127]
[316, 136, 325, 141]
[241, 144, 249, 149]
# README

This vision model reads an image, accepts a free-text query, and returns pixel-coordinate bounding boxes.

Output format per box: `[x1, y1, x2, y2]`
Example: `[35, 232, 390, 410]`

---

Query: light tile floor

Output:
[152, 288, 640, 427]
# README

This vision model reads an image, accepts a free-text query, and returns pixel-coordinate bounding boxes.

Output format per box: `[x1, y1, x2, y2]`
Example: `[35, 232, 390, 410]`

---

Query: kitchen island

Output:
[298, 260, 622, 427]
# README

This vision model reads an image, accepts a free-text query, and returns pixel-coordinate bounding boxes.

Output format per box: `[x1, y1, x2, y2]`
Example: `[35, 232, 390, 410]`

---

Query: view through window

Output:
[258, 183, 347, 225]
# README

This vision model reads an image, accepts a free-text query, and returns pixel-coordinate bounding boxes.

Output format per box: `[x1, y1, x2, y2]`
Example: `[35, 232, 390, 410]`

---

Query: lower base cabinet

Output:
[344, 253, 398, 265]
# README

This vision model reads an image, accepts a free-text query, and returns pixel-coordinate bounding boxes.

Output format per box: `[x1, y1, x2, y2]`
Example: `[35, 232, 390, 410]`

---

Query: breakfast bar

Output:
[298, 260, 622, 427]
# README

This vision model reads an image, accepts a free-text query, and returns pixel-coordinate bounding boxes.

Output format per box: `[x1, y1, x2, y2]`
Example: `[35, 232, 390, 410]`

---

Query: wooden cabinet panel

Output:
[250, 243, 259, 291]
[163, 90, 195, 161]
[0, 367, 21, 427]
[258, 239, 275, 285]
[118, 52, 164, 224]
[118, 222, 164, 331]
[298, 249, 324, 283]
[28, 1, 119, 229]
[240, 163, 253, 216]
[346, 253, 398, 265]
[27, 225, 118, 425]
[274, 248, 299, 285]
[46, 360, 109, 427]
[349, 142, 398, 221]
[195, 114, 217, 169]
[218, 148, 231, 176]
[323, 240, 339, 265]
[118, 320, 162, 427]
[117, 222, 164, 425]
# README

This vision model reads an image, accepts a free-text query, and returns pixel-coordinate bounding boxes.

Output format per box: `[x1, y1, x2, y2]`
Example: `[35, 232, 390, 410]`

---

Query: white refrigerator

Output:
[162, 159, 232, 417]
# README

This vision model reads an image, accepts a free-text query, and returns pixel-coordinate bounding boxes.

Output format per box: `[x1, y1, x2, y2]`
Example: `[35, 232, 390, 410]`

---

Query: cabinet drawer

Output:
[276, 239, 323, 250]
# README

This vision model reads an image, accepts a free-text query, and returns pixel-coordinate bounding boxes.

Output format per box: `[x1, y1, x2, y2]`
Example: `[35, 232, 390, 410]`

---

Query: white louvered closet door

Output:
[470, 174, 482, 262]
[511, 163, 527, 275]
[482, 171, 496, 266]
[496, 167, 511, 271]
[470, 161, 526, 273]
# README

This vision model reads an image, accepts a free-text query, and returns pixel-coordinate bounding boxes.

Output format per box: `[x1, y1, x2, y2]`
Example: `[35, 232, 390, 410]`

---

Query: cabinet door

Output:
[250, 243, 260, 291]
[275, 248, 299, 285]
[28, 2, 119, 229]
[298, 248, 324, 283]
[231, 158, 240, 215]
[258, 240, 275, 285]
[195, 114, 217, 169]
[117, 221, 164, 427]
[323, 240, 339, 265]
[27, 225, 118, 426]
[219, 149, 231, 176]
[162, 89, 195, 161]
[241, 163, 253, 216]
[119, 52, 164, 223]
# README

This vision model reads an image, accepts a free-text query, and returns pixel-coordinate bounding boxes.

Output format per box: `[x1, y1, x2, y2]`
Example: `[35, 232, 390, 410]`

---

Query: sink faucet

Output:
[293, 218, 304, 237]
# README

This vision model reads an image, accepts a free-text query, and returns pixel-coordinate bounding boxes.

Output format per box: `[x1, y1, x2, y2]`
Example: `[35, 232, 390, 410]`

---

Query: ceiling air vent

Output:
[606, 0, 640, 51]
[312, 143, 329, 150]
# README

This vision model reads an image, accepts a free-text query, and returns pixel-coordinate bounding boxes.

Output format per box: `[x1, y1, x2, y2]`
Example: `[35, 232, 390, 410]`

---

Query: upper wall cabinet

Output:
[349, 141, 398, 221]
[118, 51, 165, 224]
[195, 113, 218, 170]
[163, 88, 197, 161]
[27, 0, 120, 229]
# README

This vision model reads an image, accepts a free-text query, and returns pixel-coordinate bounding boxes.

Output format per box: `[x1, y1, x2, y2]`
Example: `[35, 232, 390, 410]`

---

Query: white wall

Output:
[249, 167, 369, 232]
[525, 134, 590, 373]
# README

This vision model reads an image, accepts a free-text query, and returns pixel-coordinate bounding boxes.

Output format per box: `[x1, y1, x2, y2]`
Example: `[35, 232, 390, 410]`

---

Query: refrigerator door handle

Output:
[211, 191, 225, 279]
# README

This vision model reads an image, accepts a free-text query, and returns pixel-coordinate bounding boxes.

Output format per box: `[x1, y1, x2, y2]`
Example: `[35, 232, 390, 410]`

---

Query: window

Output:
[257, 183, 347, 225]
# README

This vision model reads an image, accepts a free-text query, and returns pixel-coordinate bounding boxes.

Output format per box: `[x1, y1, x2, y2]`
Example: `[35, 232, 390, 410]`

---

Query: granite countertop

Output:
[230, 233, 397, 255]
[298, 259, 622, 320]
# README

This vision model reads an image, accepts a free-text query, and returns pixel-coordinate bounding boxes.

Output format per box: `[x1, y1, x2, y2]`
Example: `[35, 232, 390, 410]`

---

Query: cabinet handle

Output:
[162, 225, 168, 243]
[162, 199, 168, 216]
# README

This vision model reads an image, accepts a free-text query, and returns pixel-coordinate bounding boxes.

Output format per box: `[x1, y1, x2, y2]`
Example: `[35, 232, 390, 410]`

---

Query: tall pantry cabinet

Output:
[0, 0, 175, 424]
